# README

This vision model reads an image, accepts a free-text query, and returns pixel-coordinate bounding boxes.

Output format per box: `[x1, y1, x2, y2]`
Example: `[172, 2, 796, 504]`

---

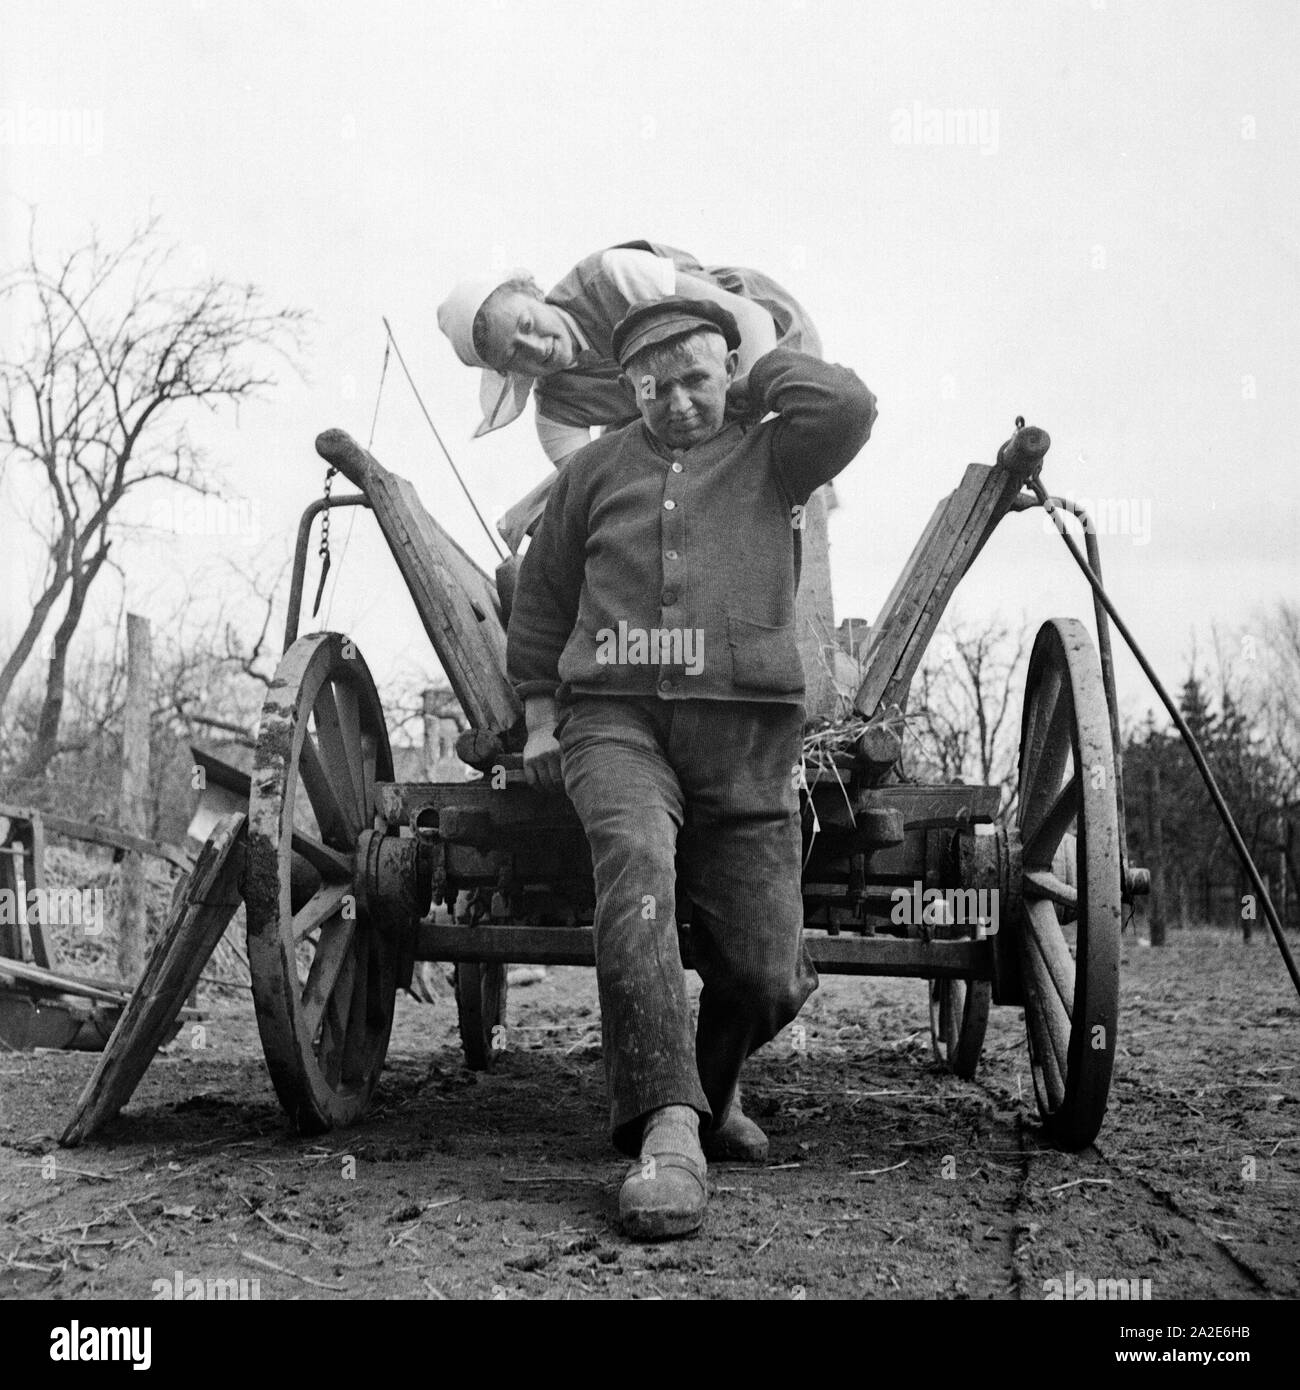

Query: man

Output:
[506, 297, 877, 1239]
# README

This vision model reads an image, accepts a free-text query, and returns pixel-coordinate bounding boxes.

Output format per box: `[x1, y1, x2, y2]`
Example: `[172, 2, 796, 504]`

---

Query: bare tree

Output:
[0, 215, 305, 778]
[907, 614, 1029, 815]
[1238, 602, 1300, 912]
[1248, 603, 1300, 801]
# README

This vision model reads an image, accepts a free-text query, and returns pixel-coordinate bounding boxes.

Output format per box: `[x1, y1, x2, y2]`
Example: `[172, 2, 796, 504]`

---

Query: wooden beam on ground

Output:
[315, 429, 521, 735]
[60, 812, 246, 1147]
[0, 955, 137, 1007]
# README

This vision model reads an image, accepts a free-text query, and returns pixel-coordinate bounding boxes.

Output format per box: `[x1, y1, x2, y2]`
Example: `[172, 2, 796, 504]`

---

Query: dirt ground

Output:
[1, 927, 1296, 1302]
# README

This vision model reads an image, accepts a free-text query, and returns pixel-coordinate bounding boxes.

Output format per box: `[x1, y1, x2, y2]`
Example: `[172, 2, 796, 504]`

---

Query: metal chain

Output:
[311, 465, 336, 618]
[312, 342, 390, 623]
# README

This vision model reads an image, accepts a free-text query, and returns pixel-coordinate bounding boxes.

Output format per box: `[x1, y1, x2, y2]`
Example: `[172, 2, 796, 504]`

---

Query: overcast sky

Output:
[2, 0, 1296, 733]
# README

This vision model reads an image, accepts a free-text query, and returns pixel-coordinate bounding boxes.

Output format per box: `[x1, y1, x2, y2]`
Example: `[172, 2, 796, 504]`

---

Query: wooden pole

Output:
[797, 487, 837, 719]
[422, 688, 440, 779]
[118, 613, 152, 984]
[1146, 763, 1167, 946]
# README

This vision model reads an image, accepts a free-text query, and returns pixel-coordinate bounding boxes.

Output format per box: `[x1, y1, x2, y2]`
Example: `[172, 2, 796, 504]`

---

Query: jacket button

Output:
[665, 549, 679, 561]
[663, 499, 676, 511]
[662, 589, 676, 605]
[671, 461, 683, 473]
[658, 678, 674, 694]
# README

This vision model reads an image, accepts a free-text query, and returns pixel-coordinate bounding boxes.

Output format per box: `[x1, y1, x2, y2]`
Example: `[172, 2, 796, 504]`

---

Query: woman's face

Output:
[479, 290, 578, 377]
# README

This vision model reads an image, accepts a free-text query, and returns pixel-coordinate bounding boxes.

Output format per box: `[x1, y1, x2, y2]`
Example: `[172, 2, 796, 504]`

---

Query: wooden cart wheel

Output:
[245, 633, 396, 1133]
[1016, 618, 1121, 1150]
[455, 961, 508, 1071]
[929, 975, 991, 1080]
[452, 891, 508, 1070]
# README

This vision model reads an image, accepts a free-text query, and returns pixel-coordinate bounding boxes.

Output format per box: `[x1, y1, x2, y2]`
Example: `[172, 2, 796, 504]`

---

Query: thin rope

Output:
[367, 341, 391, 452]
[323, 341, 390, 629]
[382, 315, 505, 560]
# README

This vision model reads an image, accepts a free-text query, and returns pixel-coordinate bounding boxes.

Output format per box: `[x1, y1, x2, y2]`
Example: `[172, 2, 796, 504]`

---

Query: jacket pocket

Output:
[557, 627, 611, 688]
[727, 616, 805, 694]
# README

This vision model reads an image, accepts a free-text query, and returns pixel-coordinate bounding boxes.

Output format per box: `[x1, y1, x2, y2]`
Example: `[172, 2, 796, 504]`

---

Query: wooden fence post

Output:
[118, 613, 152, 984]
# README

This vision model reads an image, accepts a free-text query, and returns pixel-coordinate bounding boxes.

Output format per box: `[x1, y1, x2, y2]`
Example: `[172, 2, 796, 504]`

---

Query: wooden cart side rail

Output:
[39, 813, 194, 875]
[315, 429, 522, 735]
[853, 426, 1050, 721]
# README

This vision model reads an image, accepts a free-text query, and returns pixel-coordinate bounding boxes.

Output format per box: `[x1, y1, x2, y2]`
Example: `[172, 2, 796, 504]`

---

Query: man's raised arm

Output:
[746, 348, 879, 501]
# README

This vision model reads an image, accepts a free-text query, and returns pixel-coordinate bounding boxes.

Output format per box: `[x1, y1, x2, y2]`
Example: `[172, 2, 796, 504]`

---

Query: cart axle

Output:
[415, 922, 994, 979]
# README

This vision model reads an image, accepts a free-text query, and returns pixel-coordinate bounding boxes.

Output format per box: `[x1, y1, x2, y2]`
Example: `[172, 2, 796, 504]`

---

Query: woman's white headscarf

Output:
[436, 276, 535, 437]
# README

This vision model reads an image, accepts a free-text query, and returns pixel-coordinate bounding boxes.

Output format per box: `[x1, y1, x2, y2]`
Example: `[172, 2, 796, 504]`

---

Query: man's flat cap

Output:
[611, 295, 741, 368]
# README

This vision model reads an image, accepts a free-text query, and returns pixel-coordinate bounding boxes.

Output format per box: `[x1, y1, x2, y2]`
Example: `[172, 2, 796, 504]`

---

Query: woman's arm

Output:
[675, 271, 778, 376]
[536, 414, 592, 467]
[595, 250, 778, 378]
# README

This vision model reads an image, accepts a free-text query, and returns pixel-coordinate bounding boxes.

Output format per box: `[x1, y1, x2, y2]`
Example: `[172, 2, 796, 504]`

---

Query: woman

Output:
[437, 240, 823, 545]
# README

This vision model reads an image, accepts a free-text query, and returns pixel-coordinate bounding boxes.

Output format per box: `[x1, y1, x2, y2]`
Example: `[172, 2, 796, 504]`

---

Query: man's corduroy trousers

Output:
[557, 696, 818, 1155]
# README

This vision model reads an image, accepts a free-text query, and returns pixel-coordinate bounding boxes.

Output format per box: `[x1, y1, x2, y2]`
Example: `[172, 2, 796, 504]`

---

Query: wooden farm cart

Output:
[64, 421, 1149, 1150]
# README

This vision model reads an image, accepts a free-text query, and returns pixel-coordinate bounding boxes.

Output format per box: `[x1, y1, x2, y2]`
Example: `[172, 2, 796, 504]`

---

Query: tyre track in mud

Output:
[967, 996, 1294, 1301]
[969, 1072, 1269, 1302]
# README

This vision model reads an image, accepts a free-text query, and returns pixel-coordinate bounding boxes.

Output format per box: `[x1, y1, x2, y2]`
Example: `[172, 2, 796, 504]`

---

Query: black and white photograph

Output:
[0, 0, 1296, 1332]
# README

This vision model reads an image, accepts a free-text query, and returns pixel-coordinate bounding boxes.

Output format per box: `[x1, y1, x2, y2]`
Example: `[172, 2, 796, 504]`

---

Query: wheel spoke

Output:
[1019, 664, 1063, 802]
[299, 733, 359, 846]
[315, 680, 365, 824]
[1022, 771, 1079, 865]
[292, 882, 351, 942]
[1026, 898, 1076, 1019]
[1022, 868, 1078, 912]
[945, 981, 963, 1054]
[333, 680, 367, 817]
[1021, 713, 1073, 855]
[318, 952, 356, 1085]
[1021, 910, 1071, 1112]
[300, 918, 356, 1038]
[290, 828, 353, 881]
[1023, 664, 1073, 817]
[1025, 1002, 1068, 1113]
[339, 931, 373, 1083]
[360, 732, 378, 828]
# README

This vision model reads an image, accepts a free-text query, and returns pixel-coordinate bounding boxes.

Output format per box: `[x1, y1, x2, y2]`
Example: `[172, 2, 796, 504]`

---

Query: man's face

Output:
[624, 331, 737, 450]
[479, 290, 578, 376]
